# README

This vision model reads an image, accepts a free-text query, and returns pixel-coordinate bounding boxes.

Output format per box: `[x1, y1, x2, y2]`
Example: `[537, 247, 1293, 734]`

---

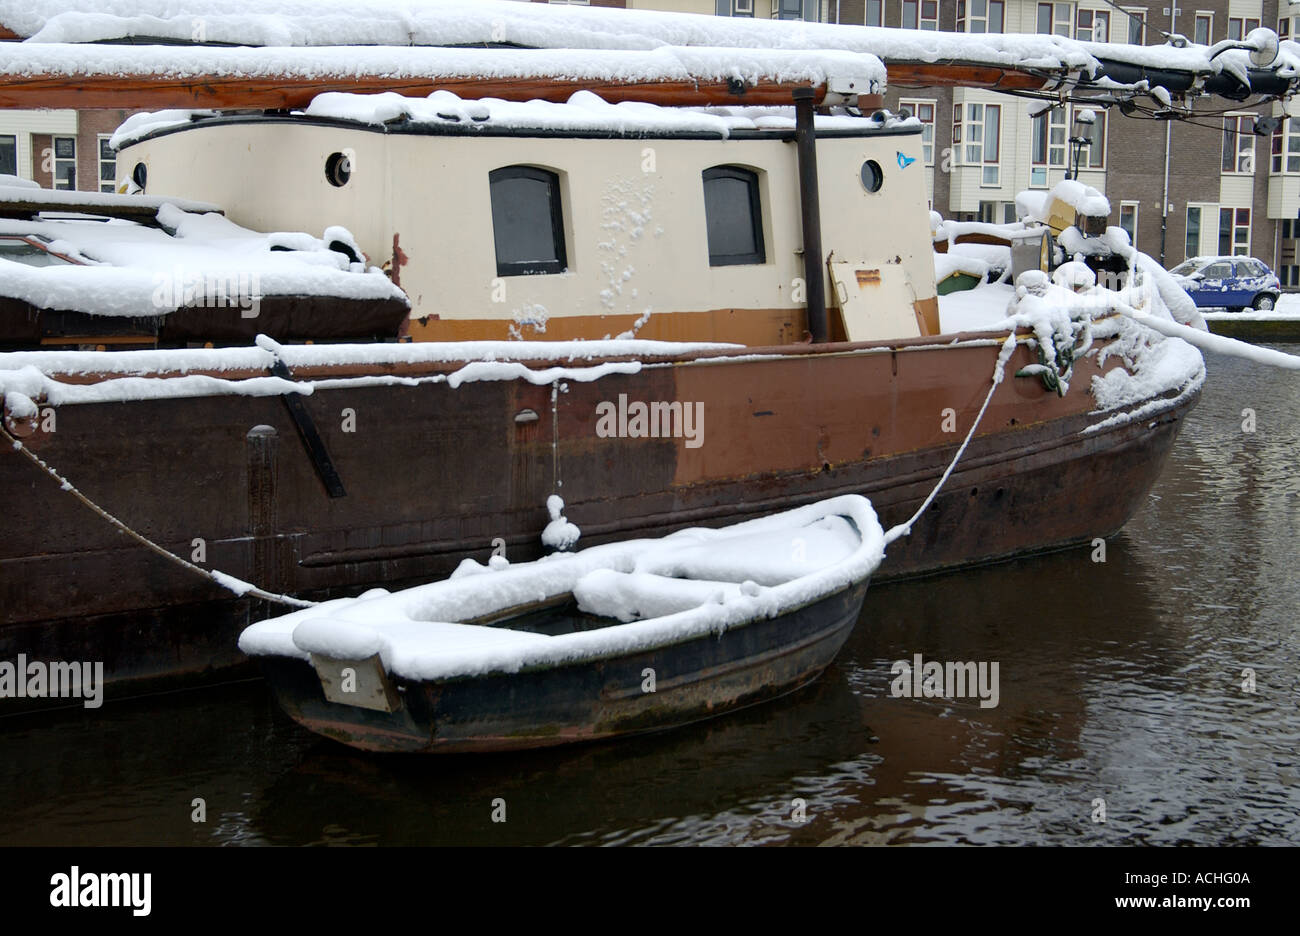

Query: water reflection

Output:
[0, 347, 1297, 846]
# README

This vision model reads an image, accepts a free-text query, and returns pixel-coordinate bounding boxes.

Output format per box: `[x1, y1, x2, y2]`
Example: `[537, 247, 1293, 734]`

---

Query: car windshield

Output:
[1170, 260, 1200, 276]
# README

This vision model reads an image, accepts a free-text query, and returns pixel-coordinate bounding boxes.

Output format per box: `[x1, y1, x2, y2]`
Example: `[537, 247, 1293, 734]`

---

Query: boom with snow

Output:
[0, 0, 1296, 114]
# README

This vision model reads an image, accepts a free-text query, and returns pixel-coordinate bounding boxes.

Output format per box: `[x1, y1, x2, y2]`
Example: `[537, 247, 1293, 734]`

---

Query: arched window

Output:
[702, 166, 765, 266]
[489, 166, 567, 276]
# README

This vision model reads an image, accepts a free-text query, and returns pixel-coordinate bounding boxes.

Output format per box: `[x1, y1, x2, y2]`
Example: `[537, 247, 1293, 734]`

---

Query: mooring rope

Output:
[0, 423, 316, 608]
[883, 330, 1019, 546]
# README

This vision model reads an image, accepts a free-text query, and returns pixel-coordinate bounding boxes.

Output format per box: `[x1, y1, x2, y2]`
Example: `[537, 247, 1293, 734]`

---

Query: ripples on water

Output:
[1, 347, 1297, 846]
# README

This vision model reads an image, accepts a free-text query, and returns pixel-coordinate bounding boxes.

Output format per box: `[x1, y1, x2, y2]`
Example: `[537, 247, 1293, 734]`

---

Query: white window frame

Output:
[0, 133, 16, 179]
[1077, 8, 1110, 42]
[1220, 206, 1251, 256]
[1271, 117, 1300, 173]
[958, 0, 1004, 33]
[97, 134, 116, 194]
[1122, 7, 1145, 44]
[1031, 107, 1068, 186]
[960, 102, 1001, 186]
[863, 0, 882, 26]
[1038, 2, 1075, 37]
[51, 135, 76, 191]
[1185, 203, 1212, 259]
[1227, 16, 1261, 41]
[1194, 12, 1213, 46]
[901, 98, 937, 165]
[1222, 114, 1255, 174]
[1119, 201, 1139, 248]
[902, 0, 940, 30]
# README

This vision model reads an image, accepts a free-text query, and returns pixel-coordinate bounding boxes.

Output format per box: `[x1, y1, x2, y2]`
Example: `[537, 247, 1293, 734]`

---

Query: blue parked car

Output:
[1170, 256, 1281, 312]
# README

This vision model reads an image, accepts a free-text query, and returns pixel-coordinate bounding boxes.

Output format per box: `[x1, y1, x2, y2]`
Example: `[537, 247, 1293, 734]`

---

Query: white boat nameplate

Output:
[310, 653, 400, 713]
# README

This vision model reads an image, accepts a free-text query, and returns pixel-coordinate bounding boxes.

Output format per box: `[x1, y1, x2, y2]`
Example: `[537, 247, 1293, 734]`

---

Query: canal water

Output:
[1, 346, 1297, 847]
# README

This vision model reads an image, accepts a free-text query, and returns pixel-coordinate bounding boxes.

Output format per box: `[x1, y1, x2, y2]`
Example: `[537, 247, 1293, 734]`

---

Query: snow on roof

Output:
[110, 89, 919, 148]
[0, 201, 404, 316]
[237, 493, 885, 681]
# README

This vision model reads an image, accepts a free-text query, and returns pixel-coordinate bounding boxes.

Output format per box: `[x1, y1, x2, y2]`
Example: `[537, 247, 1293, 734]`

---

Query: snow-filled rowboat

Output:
[238, 496, 883, 753]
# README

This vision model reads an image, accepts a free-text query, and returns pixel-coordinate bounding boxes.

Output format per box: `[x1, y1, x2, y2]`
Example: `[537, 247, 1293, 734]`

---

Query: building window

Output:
[771, 0, 804, 19]
[0, 134, 15, 177]
[1031, 107, 1068, 185]
[1271, 118, 1300, 173]
[1280, 17, 1291, 40]
[901, 99, 936, 165]
[1227, 17, 1260, 41]
[959, 102, 1001, 185]
[1119, 201, 1139, 247]
[1038, 2, 1074, 36]
[489, 166, 567, 276]
[1222, 115, 1255, 173]
[1186, 206, 1202, 258]
[863, 0, 882, 26]
[902, 0, 939, 29]
[1219, 207, 1250, 256]
[958, 0, 1003, 32]
[702, 166, 765, 267]
[727, 0, 754, 15]
[1077, 9, 1109, 41]
[1123, 7, 1145, 44]
[1194, 13, 1212, 46]
[98, 135, 117, 194]
[1073, 106, 1106, 169]
[51, 136, 76, 190]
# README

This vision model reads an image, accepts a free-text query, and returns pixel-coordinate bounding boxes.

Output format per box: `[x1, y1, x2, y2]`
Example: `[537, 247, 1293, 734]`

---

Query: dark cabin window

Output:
[702, 166, 765, 266]
[489, 166, 567, 276]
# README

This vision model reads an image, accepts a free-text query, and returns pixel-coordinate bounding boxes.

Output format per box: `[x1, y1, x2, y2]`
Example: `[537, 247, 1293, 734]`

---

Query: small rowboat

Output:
[238, 495, 884, 753]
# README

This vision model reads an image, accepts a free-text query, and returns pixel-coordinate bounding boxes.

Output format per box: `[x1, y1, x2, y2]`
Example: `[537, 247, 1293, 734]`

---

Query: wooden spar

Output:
[0, 74, 863, 111]
[885, 63, 1053, 91]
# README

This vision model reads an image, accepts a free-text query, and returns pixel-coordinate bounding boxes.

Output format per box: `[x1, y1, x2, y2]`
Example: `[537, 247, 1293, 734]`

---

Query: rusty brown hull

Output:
[0, 336, 1198, 704]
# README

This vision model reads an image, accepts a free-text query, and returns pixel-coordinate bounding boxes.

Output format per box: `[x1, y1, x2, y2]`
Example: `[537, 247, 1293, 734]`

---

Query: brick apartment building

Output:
[0, 109, 137, 194]
[3, 0, 1298, 280]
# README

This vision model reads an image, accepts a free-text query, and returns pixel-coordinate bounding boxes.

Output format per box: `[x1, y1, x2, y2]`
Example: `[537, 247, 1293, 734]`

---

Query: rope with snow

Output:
[0, 424, 316, 609]
[883, 330, 1019, 546]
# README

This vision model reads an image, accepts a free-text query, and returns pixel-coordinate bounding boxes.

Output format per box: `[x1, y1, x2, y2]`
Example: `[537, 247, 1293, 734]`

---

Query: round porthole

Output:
[860, 159, 883, 193]
[325, 151, 352, 187]
[131, 162, 147, 191]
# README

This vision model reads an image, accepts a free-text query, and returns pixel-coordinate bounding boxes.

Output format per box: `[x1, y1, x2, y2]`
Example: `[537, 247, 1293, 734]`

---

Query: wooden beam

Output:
[885, 63, 1049, 91]
[0, 74, 840, 110]
[0, 66, 1041, 111]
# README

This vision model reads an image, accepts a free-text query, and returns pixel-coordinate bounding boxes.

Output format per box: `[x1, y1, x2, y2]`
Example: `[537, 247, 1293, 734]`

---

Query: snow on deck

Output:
[0, 181, 217, 215]
[237, 494, 885, 681]
[290, 90, 913, 142]
[0, 202, 405, 317]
